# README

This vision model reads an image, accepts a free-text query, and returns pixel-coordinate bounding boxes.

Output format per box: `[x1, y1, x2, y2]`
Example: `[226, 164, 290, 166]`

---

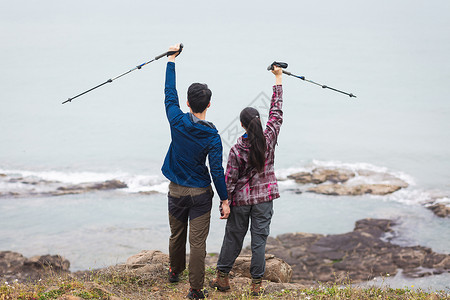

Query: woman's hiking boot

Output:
[250, 277, 262, 296]
[209, 270, 230, 291]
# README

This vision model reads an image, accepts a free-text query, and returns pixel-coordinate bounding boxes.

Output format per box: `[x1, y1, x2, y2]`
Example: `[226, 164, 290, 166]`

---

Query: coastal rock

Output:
[102, 250, 169, 278]
[56, 180, 127, 194]
[231, 254, 292, 283]
[126, 250, 169, 266]
[307, 183, 403, 196]
[287, 167, 408, 196]
[0, 172, 129, 198]
[427, 203, 450, 218]
[260, 218, 450, 284]
[287, 168, 355, 184]
[106, 250, 292, 284]
[0, 251, 70, 283]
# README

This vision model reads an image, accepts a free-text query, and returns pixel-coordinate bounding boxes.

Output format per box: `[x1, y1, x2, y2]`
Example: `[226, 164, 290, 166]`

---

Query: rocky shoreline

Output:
[285, 167, 449, 218]
[286, 167, 409, 196]
[2, 218, 448, 286]
[2, 167, 449, 219]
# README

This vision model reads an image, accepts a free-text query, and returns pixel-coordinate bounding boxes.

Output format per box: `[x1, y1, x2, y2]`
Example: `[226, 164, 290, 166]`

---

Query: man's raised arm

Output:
[164, 44, 183, 124]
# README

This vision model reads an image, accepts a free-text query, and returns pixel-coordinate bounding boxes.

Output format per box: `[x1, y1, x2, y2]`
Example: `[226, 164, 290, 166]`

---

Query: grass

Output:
[0, 269, 448, 300]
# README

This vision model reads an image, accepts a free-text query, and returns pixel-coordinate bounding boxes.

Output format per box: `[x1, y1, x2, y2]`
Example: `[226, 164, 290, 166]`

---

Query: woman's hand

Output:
[272, 66, 282, 85]
[220, 200, 230, 219]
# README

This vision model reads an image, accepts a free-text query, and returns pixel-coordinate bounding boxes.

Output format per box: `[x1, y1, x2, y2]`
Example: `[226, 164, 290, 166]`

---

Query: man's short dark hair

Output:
[187, 83, 212, 113]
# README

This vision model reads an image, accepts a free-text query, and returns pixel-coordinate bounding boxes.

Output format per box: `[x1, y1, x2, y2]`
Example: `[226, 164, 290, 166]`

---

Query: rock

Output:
[231, 254, 292, 283]
[287, 168, 355, 184]
[427, 203, 450, 218]
[287, 172, 313, 184]
[138, 191, 159, 195]
[0, 173, 129, 198]
[0, 252, 70, 283]
[260, 218, 450, 284]
[101, 250, 169, 280]
[0, 251, 27, 274]
[57, 180, 127, 193]
[26, 255, 70, 272]
[307, 183, 402, 196]
[288, 167, 408, 196]
[289, 168, 356, 184]
[354, 218, 394, 238]
[313, 168, 355, 184]
[126, 250, 169, 266]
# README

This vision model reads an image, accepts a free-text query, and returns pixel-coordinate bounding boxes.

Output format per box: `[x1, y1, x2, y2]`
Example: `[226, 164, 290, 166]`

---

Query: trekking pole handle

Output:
[155, 43, 184, 60]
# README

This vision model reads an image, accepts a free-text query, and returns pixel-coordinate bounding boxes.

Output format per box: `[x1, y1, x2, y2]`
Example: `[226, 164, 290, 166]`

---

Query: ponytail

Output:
[240, 107, 266, 172]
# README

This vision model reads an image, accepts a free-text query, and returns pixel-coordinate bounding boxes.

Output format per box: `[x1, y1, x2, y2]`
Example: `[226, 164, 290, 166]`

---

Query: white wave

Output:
[275, 160, 415, 185]
[0, 168, 169, 195]
[121, 174, 168, 193]
[275, 166, 313, 180]
[311, 159, 415, 186]
[274, 160, 450, 207]
[378, 189, 433, 205]
[433, 197, 450, 205]
[0, 168, 126, 184]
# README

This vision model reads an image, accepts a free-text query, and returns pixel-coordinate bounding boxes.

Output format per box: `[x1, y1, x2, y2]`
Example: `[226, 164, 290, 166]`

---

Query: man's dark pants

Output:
[217, 201, 273, 279]
[168, 182, 213, 290]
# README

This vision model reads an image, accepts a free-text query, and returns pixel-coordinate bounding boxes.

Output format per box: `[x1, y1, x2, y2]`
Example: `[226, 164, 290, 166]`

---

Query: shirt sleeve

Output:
[224, 147, 240, 200]
[208, 136, 228, 201]
[264, 85, 283, 148]
[164, 62, 183, 124]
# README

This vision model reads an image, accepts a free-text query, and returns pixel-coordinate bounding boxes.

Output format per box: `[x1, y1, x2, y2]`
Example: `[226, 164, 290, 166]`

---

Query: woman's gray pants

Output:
[216, 201, 273, 279]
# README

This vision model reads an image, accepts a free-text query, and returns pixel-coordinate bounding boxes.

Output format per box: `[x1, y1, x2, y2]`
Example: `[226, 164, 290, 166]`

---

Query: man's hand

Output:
[272, 66, 282, 85]
[220, 200, 230, 219]
[168, 44, 182, 62]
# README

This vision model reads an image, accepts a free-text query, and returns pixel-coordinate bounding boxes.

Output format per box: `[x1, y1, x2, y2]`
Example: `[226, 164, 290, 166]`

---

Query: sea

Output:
[1, 0, 449, 292]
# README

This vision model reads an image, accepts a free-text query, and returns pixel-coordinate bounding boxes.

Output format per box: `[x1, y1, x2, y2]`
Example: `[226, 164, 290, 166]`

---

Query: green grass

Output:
[0, 270, 448, 300]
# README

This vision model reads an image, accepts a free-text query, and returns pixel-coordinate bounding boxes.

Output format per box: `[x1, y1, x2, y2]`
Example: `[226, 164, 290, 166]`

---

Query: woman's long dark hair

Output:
[240, 107, 266, 172]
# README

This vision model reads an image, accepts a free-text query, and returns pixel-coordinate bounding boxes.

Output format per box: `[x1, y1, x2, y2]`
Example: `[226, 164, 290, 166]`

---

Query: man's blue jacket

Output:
[161, 62, 228, 200]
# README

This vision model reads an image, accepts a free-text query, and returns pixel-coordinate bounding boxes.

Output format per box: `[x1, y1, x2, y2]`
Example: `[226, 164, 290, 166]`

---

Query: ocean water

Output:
[1, 0, 449, 291]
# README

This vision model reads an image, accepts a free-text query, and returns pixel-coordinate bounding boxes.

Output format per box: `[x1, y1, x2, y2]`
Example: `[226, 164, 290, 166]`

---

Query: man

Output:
[162, 44, 230, 299]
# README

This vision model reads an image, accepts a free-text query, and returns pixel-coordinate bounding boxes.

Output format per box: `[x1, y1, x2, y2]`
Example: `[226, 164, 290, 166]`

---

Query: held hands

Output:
[220, 200, 230, 219]
[167, 44, 182, 62]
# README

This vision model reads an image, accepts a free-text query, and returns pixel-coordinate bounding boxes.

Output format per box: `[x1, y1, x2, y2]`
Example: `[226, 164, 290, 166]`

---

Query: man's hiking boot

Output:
[187, 288, 208, 299]
[209, 270, 230, 291]
[168, 267, 179, 283]
[250, 277, 262, 296]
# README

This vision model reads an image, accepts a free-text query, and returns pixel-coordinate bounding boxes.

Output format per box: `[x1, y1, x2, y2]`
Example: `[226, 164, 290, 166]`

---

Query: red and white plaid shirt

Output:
[225, 85, 283, 206]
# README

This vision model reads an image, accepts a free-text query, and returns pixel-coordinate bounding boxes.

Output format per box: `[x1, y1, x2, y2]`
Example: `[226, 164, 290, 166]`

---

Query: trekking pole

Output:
[62, 43, 184, 104]
[267, 61, 357, 98]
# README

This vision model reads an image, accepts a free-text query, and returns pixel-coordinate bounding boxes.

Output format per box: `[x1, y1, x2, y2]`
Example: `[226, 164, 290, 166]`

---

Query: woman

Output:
[211, 66, 283, 296]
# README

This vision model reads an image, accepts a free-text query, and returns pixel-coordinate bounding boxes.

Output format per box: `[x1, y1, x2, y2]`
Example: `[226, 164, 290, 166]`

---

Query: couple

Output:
[161, 44, 283, 299]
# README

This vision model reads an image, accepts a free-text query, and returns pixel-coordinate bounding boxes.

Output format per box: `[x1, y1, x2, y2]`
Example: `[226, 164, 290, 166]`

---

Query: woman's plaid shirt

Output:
[225, 85, 283, 206]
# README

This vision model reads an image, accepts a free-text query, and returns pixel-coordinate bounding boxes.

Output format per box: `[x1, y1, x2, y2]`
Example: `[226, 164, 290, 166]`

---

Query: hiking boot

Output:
[209, 270, 230, 291]
[168, 267, 180, 283]
[250, 277, 262, 296]
[187, 288, 208, 299]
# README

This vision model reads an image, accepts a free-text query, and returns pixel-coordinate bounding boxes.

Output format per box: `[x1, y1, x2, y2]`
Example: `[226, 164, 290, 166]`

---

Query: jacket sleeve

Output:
[224, 147, 240, 200]
[164, 62, 183, 124]
[264, 85, 283, 148]
[208, 136, 228, 200]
